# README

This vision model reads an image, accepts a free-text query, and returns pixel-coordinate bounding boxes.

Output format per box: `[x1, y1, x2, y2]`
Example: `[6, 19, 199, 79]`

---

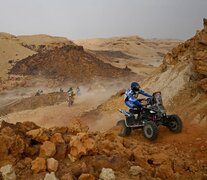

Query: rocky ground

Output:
[0, 120, 206, 180]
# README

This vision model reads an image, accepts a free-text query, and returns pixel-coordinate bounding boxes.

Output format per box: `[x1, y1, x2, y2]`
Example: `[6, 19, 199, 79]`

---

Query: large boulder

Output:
[99, 168, 115, 180]
[40, 141, 56, 158]
[26, 128, 49, 142]
[47, 158, 58, 172]
[31, 157, 46, 173]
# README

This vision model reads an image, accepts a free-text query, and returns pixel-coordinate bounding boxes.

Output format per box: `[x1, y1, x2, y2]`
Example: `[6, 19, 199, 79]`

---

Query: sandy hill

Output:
[75, 36, 181, 67]
[81, 19, 207, 130]
[0, 33, 75, 80]
[18, 34, 75, 52]
[0, 33, 180, 91]
[9, 45, 135, 83]
[0, 33, 35, 79]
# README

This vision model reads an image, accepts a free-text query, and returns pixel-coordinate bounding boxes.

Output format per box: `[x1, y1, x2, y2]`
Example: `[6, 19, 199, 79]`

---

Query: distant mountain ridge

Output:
[75, 35, 182, 67]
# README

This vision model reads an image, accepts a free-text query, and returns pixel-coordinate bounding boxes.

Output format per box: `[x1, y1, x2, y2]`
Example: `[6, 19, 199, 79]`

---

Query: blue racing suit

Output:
[125, 89, 152, 109]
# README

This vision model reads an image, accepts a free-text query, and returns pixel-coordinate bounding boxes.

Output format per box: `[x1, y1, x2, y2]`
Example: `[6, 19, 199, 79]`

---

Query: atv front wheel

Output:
[143, 121, 158, 141]
[167, 115, 182, 133]
[116, 120, 131, 137]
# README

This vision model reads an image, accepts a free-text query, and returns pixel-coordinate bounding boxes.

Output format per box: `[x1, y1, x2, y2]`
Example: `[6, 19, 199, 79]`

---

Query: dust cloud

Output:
[0, 78, 131, 130]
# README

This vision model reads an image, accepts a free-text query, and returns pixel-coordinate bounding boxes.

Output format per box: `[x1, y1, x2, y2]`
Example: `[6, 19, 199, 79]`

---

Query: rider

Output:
[125, 82, 152, 110]
[67, 87, 75, 97]
[35, 89, 43, 96]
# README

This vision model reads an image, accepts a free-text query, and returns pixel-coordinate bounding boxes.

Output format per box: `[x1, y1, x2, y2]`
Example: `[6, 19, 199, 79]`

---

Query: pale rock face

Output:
[129, 166, 145, 176]
[0, 164, 16, 180]
[47, 158, 59, 172]
[31, 157, 46, 173]
[26, 128, 49, 142]
[44, 172, 59, 180]
[99, 168, 115, 180]
[40, 141, 56, 158]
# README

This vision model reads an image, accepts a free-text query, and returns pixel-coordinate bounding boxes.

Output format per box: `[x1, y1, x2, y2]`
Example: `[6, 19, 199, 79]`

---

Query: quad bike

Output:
[67, 96, 74, 107]
[117, 92, 182, 140]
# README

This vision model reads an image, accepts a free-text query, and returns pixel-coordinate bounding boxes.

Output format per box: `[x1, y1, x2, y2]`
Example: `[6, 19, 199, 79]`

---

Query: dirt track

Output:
[1, 88, 119, 128]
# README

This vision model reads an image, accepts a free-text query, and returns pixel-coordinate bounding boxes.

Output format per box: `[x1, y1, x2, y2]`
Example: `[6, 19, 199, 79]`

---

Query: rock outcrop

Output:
[9, 45, 134, 83]
[162, 18, 207, 92]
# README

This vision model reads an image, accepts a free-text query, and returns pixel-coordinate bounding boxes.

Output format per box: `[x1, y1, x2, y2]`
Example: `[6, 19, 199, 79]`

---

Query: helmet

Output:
[131, 82, 140, 92]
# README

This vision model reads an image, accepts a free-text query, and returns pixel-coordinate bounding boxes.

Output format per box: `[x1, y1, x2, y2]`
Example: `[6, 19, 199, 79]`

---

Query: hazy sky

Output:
[0, 0, 206, 40]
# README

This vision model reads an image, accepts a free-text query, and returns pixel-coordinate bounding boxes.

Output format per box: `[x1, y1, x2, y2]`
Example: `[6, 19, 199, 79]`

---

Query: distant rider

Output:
[67, 87, 75, 106]
[76, 86, 81, 96]
[125, 82, 152, 109]
[35, 89, 43, 96]
[67, 87, 75, 97]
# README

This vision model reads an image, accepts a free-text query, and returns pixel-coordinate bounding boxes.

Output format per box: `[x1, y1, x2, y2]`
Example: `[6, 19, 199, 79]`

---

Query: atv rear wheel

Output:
[116, 120, 131, 137]
[167, 115, 182, 133]
[143, 121, 158, 141]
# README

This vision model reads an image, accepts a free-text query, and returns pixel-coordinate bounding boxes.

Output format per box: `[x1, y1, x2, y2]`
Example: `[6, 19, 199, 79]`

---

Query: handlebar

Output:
[138, 97, 153, 106]
[138, 98, 147, 102]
